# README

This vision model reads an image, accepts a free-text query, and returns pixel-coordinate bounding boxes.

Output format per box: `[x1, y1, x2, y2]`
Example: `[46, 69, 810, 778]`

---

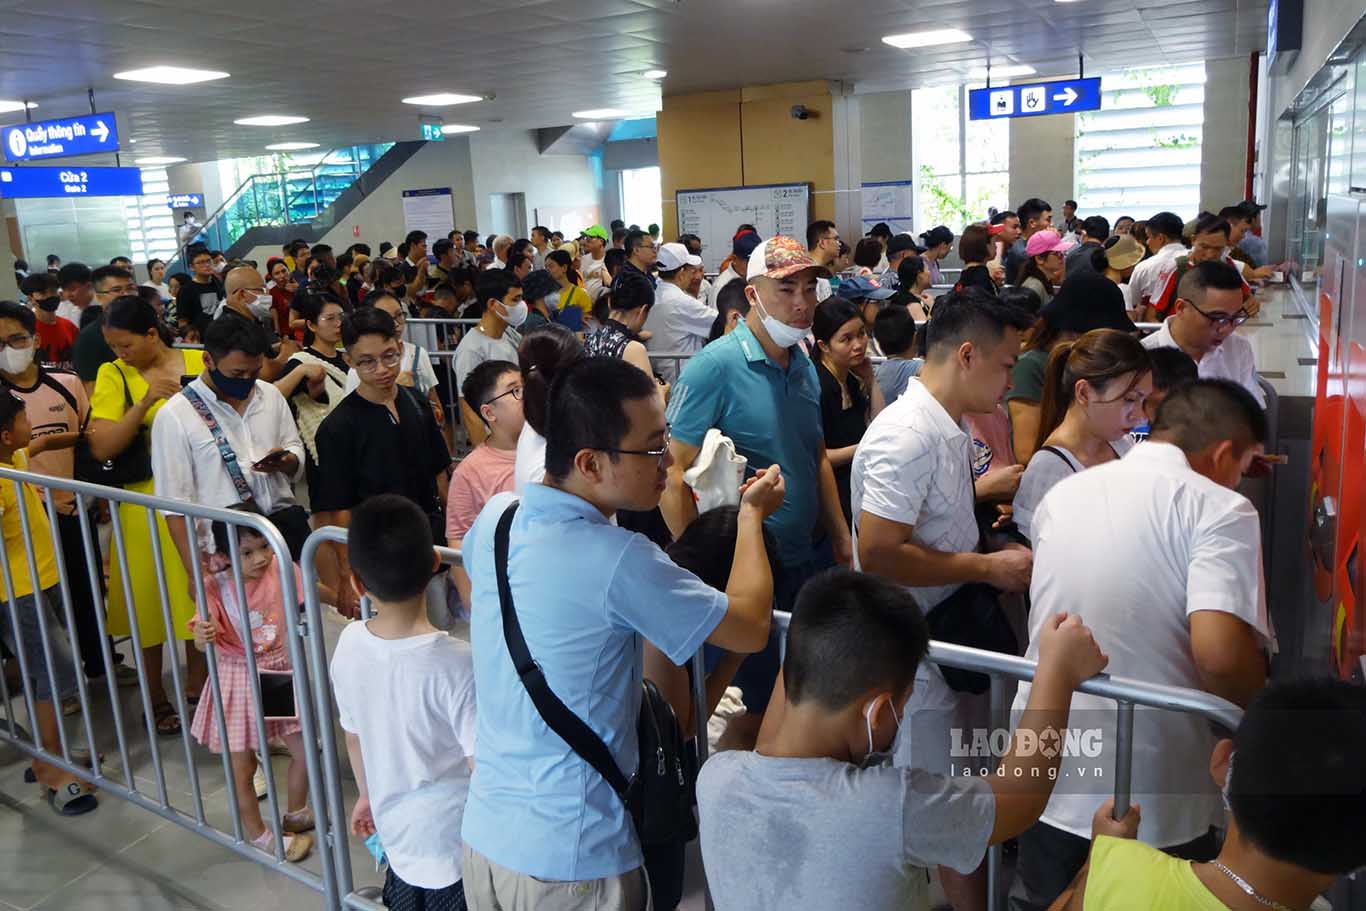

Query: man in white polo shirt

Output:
[644, 242, 711, 383]
[1129, 210, 1187, 318]
[1008, 379, 1271, 911]
[1142, 260, 1266, 408]
[850, 287, 1034, 910]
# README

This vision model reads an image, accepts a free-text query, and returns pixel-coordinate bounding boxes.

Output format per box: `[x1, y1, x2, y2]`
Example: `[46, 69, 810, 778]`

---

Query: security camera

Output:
[790, 105, 814, 120]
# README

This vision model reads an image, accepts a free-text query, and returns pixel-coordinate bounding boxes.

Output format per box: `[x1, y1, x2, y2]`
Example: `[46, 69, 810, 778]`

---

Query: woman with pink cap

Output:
[1015, 230, 1074, 308]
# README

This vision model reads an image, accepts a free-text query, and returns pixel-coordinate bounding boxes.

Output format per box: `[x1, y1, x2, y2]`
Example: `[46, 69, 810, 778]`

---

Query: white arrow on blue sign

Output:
[1, 113, 121, 162]
[968, 78, 1102, 121]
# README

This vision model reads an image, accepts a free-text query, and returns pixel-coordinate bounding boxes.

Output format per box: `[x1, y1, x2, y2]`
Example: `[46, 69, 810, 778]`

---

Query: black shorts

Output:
[382, 868, 467, 911]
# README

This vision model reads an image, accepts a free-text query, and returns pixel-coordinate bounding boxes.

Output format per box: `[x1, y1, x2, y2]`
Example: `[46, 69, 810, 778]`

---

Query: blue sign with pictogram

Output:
[2, 113, 120, 162]
[968, 77, 1102, 120]
[0, 166, 144, 199]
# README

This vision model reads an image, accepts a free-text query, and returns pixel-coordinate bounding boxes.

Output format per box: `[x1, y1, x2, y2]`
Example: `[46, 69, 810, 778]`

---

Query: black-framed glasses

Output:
[0, 333, 32, 350]
[603, 428, 671, 466]
[486, 385, 524, 405]
[1187, 298, 1250, 329]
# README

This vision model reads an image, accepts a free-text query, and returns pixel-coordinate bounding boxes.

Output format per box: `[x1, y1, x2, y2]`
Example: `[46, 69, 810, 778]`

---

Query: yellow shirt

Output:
[0, 449, 58, 600]
[1084, 836, 1230, 910]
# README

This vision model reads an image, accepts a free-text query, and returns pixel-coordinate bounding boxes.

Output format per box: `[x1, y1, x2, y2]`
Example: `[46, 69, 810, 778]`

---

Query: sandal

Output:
[146, 701, 181, 737]
[47, 781, 98, 816]
[251, 828, 313, 862]
[25, 748, 104, 783]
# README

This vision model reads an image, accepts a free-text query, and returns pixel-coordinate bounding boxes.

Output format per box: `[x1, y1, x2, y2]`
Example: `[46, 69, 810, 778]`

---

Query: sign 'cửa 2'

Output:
[0, 166, 143, 199]
[968, 77, 1102, 121]
[2, 113, 120, 162]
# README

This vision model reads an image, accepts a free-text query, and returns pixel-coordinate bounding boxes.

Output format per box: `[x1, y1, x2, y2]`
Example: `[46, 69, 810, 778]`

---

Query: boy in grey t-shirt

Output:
[696, 568, 1110, 910]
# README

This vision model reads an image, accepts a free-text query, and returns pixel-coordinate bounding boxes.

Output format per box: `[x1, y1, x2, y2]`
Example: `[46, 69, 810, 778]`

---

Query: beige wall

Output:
[1008, 107, 1076, 213]
[1200, 56, 1254, 213]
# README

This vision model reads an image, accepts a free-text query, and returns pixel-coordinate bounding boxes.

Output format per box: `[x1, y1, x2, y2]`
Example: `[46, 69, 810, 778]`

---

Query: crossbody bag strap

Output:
[493, 502, 633, 801]
[180, 386, 255, 503]
[1039, 445, 1080, 473]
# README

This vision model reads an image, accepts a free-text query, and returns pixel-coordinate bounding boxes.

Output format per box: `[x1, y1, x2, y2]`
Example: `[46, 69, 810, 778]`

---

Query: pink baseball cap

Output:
[746, 235, 829, 281]
[1024, 230, 1075, 258]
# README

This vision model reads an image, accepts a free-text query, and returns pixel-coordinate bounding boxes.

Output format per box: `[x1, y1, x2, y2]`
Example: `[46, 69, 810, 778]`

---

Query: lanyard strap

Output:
[181, 386, 255, 503]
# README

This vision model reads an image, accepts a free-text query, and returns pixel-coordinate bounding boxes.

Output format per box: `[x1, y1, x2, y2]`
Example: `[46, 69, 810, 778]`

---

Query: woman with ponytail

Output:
[1011, 328, 1151, 540]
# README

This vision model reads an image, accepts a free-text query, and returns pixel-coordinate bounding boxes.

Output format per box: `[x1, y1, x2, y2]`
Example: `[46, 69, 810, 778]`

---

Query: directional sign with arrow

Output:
[968, 77, 1102, 121]
[1, 113, 121, 162]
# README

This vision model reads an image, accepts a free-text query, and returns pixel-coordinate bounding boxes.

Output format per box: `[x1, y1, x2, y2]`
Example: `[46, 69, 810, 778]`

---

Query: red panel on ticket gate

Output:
[1310, 289, 1346, 607]
[1337, 340, 1366, 675]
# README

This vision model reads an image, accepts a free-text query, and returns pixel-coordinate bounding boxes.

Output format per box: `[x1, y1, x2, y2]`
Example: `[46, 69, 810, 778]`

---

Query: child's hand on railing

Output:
[187, 616, 219, 652]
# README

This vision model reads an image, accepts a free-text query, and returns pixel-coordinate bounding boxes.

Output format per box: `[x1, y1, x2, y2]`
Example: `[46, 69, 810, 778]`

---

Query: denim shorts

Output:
[0, 585, 79, 702]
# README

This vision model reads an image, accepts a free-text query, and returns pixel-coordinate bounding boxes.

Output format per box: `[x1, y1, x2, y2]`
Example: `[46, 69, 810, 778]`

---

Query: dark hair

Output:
[349, 494, 435, 601]
[336, 252, 354, 274]
[873, 305, 917, 356]
[475, 268, 522, 317]
[294, 291, 344, 327]
[895, 254, 926, 292]
[545, 249, 582, 286]
[209, 502, 270, 556]
[462, 359, 520, 416]
[919, 225, 953, 250]
[362, 288, 400, 310]
[1227, 677, 1366, 875]
[147, 258, 165, 272]
[1115, 215, 1135, 227]
[1081, 215, 1110, 241]
[519, 322, 583, 436]
[0, 300, 35, 334]
[287, 240, 309, 258]
[624, 230, 651, 257]
[710, 281, 751, 341]
[1016, 251, 1057, 294]
[209, 250, 224, 259]
[432, 238, 454, 260]
[852, 237, 883, 269]
[1147, 346, 1198, 392]
[463, 231, 480, 246]
[1064, 199, 1078, 208]
[667, 506, 780, 589]
[1017, 197, 1051, 226]
[544, 357, 658, 481]
[531, 225, 550, 241]
[958, 224, 992, 263]
[1036, 329, 1150, 452]
[990, 209, 1017, 225]
[783, 568, 929, 709]
[379, 241, 394, 255]
[806, 220, 837, 250]
[404, 230, 427, 246]
[611, 219, 626, 231]
[678, 233, 701, 252]
[349, 243, 372, 257]
[612, 228, 628, 245]
[1146, 211, 1185, 242]
[0, 387, 23, 435]
[1176, 259, 1245, 307]
[604, 248, 627, 276]
[1152, 378, 1267, 455]
[1192, 213, 1231, 240]
[20, 273, 57, 297]
[104, 294, 165, 337]
[886, 234, 918, 259]
[311, 244, 333, 260]
[369, 259, 404, 292]
[506, 253, 532, 274]
[925, 288, 1033, 359]
[203, 314, 270, 361]
[868, 222, 893, 239]
[397, 243, 410, 260]
[1218, 205, 1250, 223]
[168, 271, 192, 290]
[813, 297, 863, 346]
[610, 267, 654, 313]
[137, 285, 162, 308]
[999, 285, 1042, 318]
[91, 265, 133, 289]
[341, 306, 398, 347]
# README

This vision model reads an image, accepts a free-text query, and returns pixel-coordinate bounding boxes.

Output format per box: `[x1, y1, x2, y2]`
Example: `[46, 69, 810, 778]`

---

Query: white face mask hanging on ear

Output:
[749, 285, 808, 349]
[861, 697, 903, 769]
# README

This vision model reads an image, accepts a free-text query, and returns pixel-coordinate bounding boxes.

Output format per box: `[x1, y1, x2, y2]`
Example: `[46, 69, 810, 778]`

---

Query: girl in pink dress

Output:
[188, 519, 314, 862]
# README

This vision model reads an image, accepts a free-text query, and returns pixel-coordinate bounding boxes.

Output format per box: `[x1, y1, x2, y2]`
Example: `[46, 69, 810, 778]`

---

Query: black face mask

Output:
[35, 297, 60, 313]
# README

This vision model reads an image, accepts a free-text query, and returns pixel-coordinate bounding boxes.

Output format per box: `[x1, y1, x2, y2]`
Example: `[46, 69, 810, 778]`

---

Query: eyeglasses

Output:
[1187, 298, 1250, 330]
[351, 350, 402, 373]
[603, 428, 672, 467]
[97, 284, 138, 297]
[316, 313, 343, 324]
[486, 385, 524, 405]
[0, 333, 32, 350]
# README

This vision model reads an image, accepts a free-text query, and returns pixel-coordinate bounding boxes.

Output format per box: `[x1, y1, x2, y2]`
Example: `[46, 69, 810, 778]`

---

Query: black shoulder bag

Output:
[493, 502, 696, 847]
[52, 367, 153, 487]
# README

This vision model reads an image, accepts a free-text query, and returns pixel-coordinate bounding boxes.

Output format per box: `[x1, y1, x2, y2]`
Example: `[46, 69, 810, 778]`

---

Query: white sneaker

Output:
[253, 763, 268, 799]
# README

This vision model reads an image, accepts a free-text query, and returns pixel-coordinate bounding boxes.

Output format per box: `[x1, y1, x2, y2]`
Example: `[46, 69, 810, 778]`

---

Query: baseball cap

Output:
[886, 233, 920, 257]
[836, 275, 896, 301]
[657, 242, 702, 272]
[746, 235, 828, 281]
[1237, 199, 1267, 217]
[1024, 230, 1075, 258]
[1041, 272, 1136, 334]
[733, 230, 762, 259]
[1101, 234, 1145, 271]
[580, 224, 609, 242]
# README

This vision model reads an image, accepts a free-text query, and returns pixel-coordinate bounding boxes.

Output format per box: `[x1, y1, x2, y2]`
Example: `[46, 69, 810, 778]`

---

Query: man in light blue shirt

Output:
[460, 356, 784, 910]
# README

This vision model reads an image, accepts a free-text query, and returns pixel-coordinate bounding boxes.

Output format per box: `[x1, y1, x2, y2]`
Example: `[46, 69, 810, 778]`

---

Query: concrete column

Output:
[1200, 57, 1253, 213]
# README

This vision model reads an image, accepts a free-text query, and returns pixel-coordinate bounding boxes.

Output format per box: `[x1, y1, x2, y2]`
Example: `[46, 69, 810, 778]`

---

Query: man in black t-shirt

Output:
[174, 247, 225, 333]
[312, 307, 451, 616]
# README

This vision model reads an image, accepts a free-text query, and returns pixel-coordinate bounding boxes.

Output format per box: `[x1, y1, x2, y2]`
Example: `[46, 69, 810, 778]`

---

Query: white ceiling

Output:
[0, 0, 1268, 165]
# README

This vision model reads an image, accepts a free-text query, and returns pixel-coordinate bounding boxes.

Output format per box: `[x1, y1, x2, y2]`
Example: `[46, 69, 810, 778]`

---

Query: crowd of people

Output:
[0, 194, 1362, 911]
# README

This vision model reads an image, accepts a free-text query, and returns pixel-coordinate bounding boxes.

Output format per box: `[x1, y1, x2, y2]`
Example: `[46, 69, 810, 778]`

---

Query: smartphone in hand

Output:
[251, 450, 290, 471]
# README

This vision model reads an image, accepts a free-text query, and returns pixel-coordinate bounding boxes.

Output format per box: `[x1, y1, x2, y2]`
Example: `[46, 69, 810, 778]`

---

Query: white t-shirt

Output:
[850, 377, 979, 611]
[1128, 242, 1186, 311]
[55, 301, 84, 325]
[514, 422, 546, 493]
[1141, 320, 1266, 407]
[143, 281, 172, 302]
[344, 341, 441, 398]
[332, 623, 477, 889]
[1011, 441, 1271, 847]
[1012, 438, 1133, 541]
[707, 266, 743, 310]
[644, 281, 716, 382]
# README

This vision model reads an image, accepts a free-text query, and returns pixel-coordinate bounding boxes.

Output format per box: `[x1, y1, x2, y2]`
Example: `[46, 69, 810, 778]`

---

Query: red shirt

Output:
[1151, 256, 1250, 318]
[33, 316, 78, 368]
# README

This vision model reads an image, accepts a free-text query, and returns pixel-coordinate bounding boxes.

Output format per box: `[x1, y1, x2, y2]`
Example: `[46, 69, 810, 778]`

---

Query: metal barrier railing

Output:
[0, 466, 341, 905]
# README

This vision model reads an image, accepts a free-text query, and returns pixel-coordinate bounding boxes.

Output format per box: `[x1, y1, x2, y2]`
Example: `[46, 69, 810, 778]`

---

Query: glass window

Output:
[912, 85, 1010, 232]
[620, 166, 663, 233]
[1074, 64, 1206, 224]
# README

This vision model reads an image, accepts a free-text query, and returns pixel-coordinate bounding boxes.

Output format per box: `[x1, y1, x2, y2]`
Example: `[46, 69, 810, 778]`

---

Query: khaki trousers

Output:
[461, 846, 651, 911]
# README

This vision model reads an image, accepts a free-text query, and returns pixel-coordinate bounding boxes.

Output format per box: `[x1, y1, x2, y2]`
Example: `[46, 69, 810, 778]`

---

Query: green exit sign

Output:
[421, 123, 445, 141]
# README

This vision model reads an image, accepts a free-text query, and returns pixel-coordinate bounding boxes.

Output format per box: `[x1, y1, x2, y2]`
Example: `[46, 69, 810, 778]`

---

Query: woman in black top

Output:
[813, 297, 886, 522]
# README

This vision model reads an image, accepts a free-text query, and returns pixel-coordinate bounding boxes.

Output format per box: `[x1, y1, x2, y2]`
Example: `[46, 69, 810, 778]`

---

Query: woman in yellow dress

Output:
[87, 295, 201, 736]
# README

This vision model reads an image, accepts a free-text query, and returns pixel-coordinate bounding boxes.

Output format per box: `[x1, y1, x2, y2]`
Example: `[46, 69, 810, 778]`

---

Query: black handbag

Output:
[493, 502, 696, 847]
[925, 582, 1019, 694]
[45, 368, 153, 487]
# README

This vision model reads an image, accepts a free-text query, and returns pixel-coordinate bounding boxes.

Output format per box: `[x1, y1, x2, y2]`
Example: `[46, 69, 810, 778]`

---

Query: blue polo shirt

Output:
[460, 486, 727, 881]
[667, 321, 823, 568]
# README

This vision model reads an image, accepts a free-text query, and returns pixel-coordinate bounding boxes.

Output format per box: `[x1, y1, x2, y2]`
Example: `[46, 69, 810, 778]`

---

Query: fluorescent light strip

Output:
[441, 124, 480, 135]
[572, 108, 628, 120]
[266, 142, 320, 150]
[968, 64, 1037, 79]
[0, 101, 37, 113]
[402, 93, 482, 106]
[881, 28, 972, 49]
[234, 115, 310, 126]
[114, 66, 230, 85]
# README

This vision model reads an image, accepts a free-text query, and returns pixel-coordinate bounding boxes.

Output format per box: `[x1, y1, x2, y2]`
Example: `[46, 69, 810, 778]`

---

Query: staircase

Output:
[167, 141, 426, 271]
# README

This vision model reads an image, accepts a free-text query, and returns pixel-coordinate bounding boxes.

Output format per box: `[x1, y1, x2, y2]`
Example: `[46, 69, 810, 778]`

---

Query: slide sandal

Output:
[146, 701, 181, 736]
[25, 748, 105, 783]
[48, 782, 98, 816]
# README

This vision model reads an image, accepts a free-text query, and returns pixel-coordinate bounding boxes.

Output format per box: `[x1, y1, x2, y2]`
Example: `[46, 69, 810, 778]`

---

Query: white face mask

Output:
[0, 345, 34, 374]
[861, 697, 902, 769]
[754, 295, 808, 349]
[499, 299, 529, 328]
[248, 293, 273, 320]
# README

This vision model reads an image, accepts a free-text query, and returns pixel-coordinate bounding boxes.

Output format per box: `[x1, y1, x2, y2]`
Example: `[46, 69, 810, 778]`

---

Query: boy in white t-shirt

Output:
[331, 494, 477, 909]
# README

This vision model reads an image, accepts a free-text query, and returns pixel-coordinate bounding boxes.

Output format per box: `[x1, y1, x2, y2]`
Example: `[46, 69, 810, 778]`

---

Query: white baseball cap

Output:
[657, 242, 702, 272]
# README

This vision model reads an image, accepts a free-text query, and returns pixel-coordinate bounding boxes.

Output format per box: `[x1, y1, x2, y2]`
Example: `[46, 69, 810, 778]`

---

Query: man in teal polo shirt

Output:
[663, 234, 852, 747]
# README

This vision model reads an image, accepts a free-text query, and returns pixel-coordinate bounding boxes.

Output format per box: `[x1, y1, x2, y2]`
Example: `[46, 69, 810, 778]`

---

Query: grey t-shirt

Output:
[696, 752, 994, 910]
[1013, 438, 1132, 540]
[452, 326, 520, 391]
[875, 357, 923, 405]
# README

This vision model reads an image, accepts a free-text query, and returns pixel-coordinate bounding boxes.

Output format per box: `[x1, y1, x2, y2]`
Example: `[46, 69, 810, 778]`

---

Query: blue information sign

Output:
[2, 113, 120, 162]
[0, 166, 144, 199]
[166, 193, 204, 209]
[968, 77, 1102, 121]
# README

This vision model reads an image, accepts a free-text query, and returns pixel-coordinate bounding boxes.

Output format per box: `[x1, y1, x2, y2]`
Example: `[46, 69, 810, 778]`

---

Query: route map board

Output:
[676, 183, 811, 273]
